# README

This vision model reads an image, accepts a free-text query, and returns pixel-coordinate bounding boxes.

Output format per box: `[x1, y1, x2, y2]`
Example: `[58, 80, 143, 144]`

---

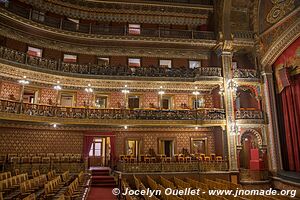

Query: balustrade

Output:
[0, 99, 225, 121]
[234, 68, 258, 78]
[117, 160, 228, 173]
[0, 46, 222, 78]
[235, 110, 263, 119]
[233, 31, 254, 39]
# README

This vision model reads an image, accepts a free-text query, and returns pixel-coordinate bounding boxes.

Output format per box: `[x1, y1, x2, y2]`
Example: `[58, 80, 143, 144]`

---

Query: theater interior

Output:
[0, 0, 299, 199]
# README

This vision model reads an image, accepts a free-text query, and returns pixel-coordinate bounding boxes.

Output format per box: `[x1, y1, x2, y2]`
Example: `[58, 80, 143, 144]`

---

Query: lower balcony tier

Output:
[0, 99, 226, 125]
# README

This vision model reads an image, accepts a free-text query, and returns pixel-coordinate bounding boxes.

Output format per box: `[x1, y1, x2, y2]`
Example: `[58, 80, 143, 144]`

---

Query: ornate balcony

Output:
[233, 68, 259, 79]
[4, 3, 215, 41]
[235, 110, 263, 120]
[0, 46, 222, 79]
[0, 99, 225, 122]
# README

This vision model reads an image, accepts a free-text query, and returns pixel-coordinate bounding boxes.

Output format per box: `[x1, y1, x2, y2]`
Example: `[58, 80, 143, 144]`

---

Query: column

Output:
[261, 71, 282, 172]
[221, 50, 238, 171]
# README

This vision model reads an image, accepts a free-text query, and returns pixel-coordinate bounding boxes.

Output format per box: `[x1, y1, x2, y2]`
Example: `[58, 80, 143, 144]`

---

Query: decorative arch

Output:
[236, 85, 260, 110]
[240, 129, 263, 146]
[261, 19, 300, 68]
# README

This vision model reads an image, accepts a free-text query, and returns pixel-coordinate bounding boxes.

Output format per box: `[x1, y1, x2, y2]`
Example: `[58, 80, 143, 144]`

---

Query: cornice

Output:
[0, 63, 221, 91]
[0, 119, 216, 131]
[261, 18, 300, 68]
[19, 0, 212, 26]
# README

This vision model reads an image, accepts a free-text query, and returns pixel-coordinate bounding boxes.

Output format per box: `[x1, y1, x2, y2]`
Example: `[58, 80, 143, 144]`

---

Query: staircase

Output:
[91, 167, 116, 187]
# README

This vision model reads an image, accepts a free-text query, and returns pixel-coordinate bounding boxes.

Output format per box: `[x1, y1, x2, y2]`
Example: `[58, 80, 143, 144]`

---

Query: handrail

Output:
[3, 3, 215, 40]
[235, 110, 263, 119]
[0, 46, 223, 78]
[0, 99, 226, 121]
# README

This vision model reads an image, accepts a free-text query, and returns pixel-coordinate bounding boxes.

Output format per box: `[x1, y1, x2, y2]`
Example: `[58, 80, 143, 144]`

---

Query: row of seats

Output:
[0, 154, 82, 164]
[0, 169, 86, 200]
[0, 171, 12, 181]
[20, 174, 48, 197]
[0, 173, 29, 199]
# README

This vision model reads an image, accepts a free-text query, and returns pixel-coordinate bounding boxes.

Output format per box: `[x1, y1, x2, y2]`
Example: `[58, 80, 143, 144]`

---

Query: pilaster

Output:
[261, 70, 282, 173]
[219, 40, 238, 171]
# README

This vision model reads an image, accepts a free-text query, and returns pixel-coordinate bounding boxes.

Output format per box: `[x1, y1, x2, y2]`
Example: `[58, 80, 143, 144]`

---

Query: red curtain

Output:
[83, 135, 94, 158]
[280, 74, 300, 172]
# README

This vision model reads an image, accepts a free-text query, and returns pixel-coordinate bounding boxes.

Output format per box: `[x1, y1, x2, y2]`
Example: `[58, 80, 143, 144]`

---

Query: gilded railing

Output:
[3, 3, 215, 40]
[0, 46, 222, 78]
[117, 161, 228, 172]
[233, 31, 254, 39]
[233, 68, 259, 78]
[0, 99, 225, 121]
[235, 110, 263, 119]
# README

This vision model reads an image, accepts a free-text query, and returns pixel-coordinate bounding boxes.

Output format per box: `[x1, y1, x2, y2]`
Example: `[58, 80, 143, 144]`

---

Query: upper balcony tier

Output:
[0, 46, 223, 81]
[2, 3, 215, 41]
[85, 0, 213, 6]
[0, 99, 226, 126]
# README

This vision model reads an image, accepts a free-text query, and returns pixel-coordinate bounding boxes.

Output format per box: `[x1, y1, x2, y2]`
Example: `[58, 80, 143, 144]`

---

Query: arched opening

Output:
[235, 86, 259, 110]
[240, 131, 259, 169]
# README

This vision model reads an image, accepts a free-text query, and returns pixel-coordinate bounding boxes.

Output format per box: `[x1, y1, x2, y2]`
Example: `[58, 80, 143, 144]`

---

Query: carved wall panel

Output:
[0, 81, 21, 100]
[0, 128, 83, 154]
[39, 88, 57, 105]
[142, 92, 158, 108]
[174, 94, 189, 109]
[109, 92, 125, 108]
[77, 91, 94, 107]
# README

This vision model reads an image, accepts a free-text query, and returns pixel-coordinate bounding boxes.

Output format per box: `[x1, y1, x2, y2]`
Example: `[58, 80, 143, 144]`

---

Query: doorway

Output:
[240, 133, 259, 169]
[158, 138, 175, 157]
[23, 88, 38, 103]
[88, 137, 111, 167]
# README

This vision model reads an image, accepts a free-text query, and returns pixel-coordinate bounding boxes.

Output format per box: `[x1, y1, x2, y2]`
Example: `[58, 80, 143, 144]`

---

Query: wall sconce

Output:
[18, 76, 30, 102]
[53, 81, 62, 91]
[158, 86, 165, 109]
[227, 79, 238, 93]
[84, 84, 93, 93]
[18, 76, 30, 85]
[121, 85, 130, 109]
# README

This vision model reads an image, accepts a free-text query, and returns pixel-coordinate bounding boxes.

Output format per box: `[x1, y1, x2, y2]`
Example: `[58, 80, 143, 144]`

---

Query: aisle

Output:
[87, 187, 117, 200]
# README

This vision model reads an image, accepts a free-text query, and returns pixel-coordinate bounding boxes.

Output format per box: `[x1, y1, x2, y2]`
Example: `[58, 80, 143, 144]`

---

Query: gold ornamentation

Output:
[266, 0, 295, 24]
[18, 0, 211, 26]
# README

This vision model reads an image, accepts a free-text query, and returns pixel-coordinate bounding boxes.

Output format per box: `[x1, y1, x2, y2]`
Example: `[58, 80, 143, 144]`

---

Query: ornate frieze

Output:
[0, 63, 222, 91]
[266, 0, 295, 24]
[18, 0, 212, 26]
[0, 119, 215, 131]
[260, 16, 300, 68]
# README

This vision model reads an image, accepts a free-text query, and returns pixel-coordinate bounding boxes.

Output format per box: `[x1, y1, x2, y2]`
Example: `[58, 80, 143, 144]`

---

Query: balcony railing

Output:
[235, 110, 263, 120]
[117, 161, 228, 173]
[233, 31, 254, 40]
[141, 0, 213, 5]
[3, 3, 215, 40]
[0, 46, 223, 78]
[0, 99, 226, 121]
[234, 68, 259, 79]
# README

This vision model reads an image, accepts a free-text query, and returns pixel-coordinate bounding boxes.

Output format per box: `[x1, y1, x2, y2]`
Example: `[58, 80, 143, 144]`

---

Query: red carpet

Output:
[88, 187, 117, 200]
